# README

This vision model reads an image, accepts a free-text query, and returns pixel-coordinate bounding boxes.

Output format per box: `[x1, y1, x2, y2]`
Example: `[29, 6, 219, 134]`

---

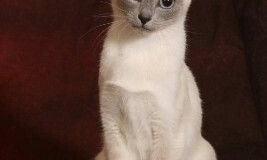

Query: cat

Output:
[95, 0, 217, 160]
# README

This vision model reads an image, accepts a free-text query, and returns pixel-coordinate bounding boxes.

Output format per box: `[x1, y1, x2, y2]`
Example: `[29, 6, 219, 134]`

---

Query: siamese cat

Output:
[95, 0, 216, 159]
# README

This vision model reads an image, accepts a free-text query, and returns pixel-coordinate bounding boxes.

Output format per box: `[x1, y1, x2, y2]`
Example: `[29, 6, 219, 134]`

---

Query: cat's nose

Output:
[138, 14, 151, 25]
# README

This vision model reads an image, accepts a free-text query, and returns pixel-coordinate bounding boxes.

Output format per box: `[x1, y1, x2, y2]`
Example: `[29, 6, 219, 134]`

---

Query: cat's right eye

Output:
[160, 0, 174, 9]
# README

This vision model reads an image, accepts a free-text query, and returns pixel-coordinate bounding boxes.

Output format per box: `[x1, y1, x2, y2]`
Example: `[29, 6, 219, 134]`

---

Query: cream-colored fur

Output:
[95, 0, 216, 159]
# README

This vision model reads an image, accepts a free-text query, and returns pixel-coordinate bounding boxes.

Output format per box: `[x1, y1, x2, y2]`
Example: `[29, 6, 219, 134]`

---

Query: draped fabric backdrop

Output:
[0, 0, 266, 159]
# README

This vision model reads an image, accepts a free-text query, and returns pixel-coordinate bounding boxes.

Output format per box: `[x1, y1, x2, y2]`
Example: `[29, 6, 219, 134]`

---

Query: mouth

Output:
[141, 25, 153, 31]
[131, 24, 153, 32]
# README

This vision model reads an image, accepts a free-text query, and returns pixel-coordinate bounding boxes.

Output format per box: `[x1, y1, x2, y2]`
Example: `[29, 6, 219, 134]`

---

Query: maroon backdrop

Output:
[0, 0, 266, 159]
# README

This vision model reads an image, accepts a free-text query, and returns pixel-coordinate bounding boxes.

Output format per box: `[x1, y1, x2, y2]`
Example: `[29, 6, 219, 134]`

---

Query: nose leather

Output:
[138, 14, 151, 24]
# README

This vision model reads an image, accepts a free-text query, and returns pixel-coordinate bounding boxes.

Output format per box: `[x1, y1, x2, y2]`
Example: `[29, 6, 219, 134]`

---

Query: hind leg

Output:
[95, 150, 106, 160]
[190, 138, 216, 160]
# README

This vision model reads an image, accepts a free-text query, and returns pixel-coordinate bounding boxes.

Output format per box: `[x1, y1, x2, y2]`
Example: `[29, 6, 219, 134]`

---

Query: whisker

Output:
[117, 22, 129, 40]
[91, 27, 111, 52]
[79, 22, 113, 40]
[94, 13, 125, 18]
[91, 21, 126, 53]
[84, 13, 124, 22]
[93, 15, 125, 19]
[78, 20, 124, 40]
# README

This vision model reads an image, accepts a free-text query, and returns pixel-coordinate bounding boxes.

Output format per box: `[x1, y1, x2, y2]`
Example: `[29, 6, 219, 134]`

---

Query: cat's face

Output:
[112, 0, 190, 32]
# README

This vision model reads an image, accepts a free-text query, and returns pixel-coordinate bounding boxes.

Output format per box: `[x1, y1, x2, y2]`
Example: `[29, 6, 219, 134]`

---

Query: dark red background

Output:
[0, 0, 266, 159]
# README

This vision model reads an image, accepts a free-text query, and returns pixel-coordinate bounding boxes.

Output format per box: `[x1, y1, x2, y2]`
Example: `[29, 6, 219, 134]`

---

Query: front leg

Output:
[102, 118, 134, 160]
[150, 112, 175, 160]
[149, 83, 187, 160]
[100, 84, 135, 160]
[149, 96, 182, 160]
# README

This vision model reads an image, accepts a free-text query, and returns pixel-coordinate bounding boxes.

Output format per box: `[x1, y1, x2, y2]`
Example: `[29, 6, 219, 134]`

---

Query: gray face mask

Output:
[113, 0, 183, 31]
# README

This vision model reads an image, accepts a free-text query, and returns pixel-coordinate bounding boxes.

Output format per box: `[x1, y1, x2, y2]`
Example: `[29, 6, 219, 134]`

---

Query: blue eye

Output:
[160, 0, 174, 9]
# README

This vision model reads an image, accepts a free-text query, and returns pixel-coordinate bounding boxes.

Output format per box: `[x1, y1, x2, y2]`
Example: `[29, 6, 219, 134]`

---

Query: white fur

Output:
[95, 1, 216, 160]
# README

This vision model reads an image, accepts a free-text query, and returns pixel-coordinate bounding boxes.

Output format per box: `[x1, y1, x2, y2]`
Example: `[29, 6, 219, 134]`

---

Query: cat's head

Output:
[111, 0, 191, 32]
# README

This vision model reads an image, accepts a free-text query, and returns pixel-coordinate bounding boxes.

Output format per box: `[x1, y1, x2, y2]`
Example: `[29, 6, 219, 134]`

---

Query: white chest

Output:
[102, 35, 184, 93]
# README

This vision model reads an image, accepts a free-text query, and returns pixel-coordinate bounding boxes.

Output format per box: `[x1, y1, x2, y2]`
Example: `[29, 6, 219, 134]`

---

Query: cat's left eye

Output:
[160, 0, 174, 9]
